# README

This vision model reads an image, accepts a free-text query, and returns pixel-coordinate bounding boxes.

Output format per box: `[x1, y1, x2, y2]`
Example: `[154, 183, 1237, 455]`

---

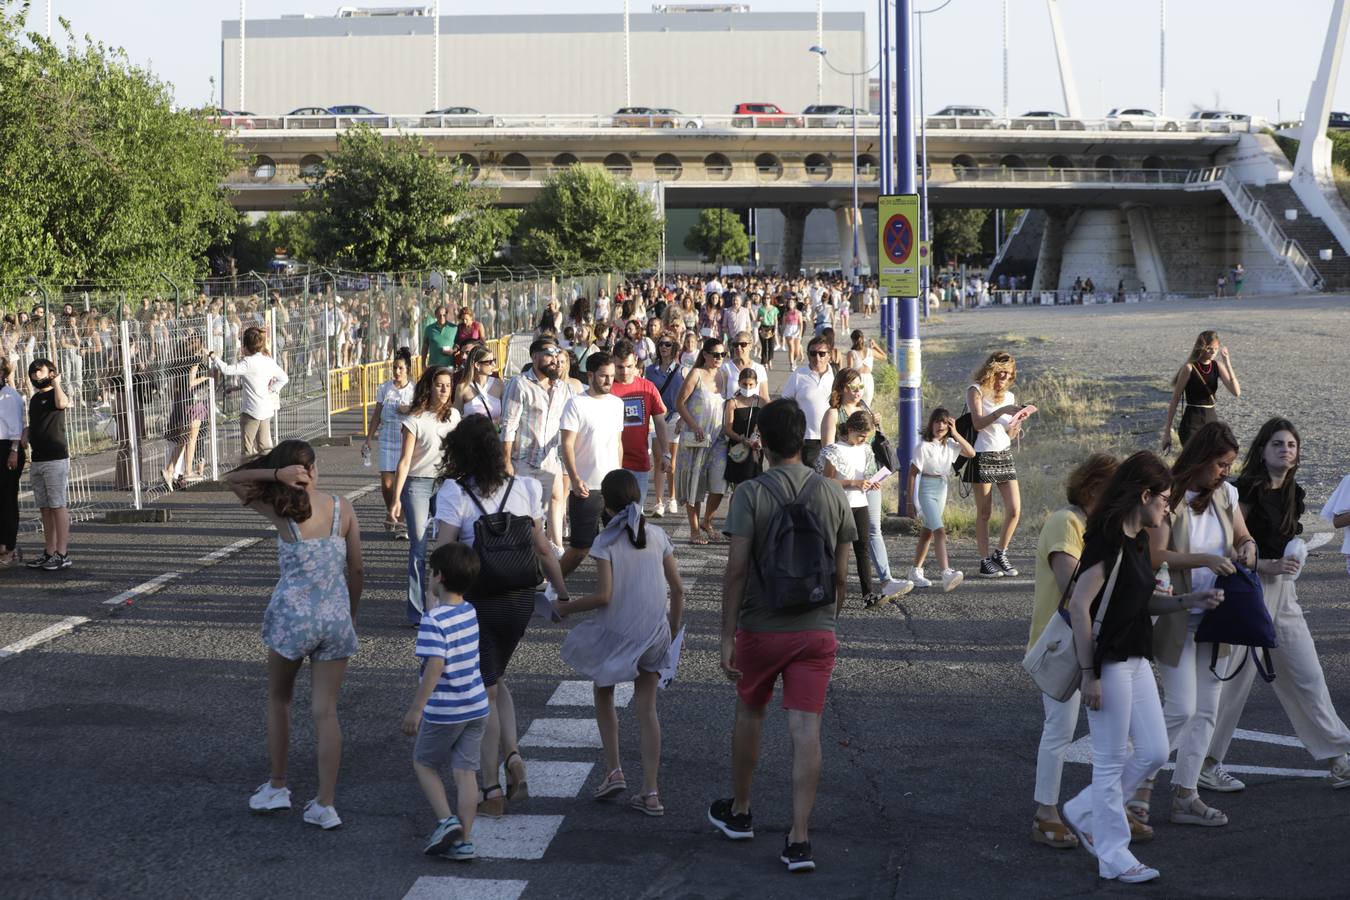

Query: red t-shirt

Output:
[610, 377, 667, 472]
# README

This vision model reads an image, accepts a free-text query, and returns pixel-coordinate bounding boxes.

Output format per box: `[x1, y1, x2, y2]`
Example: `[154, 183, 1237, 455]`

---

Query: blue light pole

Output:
[878, 0, 893, 345]
[895, 0, 920, 510]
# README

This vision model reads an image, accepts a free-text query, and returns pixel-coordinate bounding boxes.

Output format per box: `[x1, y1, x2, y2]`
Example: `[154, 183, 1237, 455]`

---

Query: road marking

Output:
[195, 538, 259, 566]
[1232, 727, 1304, 748]
[0, 616, 90, 660]
[471, 815, 567, 860]
[495, 760, 594, 798]
[403, 877, 528, 900]
[103, 571, 183, 607]
[519, 717, 603, 749]
[548, 680, 633, 708]
[1067, 729, 1327, 777]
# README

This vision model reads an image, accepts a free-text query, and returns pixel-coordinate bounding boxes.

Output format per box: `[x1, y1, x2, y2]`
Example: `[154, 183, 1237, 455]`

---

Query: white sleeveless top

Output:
[464, 382, 502, 423]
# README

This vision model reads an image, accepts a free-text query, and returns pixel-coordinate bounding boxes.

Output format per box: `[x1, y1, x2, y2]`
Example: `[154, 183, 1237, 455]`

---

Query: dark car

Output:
[1331, 111, 1350, 130]
[732, 102, 802, 128]
[425, 106, 498, 127]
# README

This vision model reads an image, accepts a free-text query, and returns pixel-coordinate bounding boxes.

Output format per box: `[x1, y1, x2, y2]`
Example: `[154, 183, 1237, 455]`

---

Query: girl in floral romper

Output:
[225, 440, 365, 831]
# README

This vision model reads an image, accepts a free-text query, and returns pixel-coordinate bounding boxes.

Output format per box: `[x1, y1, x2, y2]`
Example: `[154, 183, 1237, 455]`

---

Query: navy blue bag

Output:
[1194, 565, 1277, 683]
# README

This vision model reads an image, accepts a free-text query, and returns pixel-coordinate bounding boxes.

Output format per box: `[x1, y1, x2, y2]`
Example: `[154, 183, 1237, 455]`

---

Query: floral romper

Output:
[261, 496, 359, 661]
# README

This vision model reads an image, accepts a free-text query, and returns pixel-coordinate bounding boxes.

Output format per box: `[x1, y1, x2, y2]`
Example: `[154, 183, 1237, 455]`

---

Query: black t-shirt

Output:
[1079, 529, 1157, 670]
[29, 389, 68, 462]
[1238, 479, 1304, 560]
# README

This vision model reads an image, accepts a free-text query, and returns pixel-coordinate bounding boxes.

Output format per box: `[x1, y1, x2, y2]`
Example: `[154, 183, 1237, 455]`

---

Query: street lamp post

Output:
[915, 1, 955, 323]
[810, 46, 879, 288]
[894, 0, 920, 511]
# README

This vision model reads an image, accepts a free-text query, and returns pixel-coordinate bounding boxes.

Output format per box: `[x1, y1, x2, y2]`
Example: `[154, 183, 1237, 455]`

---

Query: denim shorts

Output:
[414, 716, 486, 771]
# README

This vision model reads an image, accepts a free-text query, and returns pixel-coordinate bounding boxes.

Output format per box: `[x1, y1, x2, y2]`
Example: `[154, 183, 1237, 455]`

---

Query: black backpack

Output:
[952, 410, 977, 478]
[461, 477, 542, 594]
[752, 471, 837, 613]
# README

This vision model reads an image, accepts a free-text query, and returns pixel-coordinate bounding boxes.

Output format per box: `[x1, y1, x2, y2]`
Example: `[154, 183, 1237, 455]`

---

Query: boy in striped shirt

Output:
[402, 543, 490, 861]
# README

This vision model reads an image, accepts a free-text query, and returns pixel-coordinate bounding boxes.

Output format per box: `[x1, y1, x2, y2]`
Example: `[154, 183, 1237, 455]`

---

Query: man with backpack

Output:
[707, 398, 856, 874]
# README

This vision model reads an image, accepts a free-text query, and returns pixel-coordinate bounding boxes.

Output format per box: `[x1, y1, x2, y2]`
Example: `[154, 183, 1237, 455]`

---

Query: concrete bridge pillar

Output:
[780, 204, 810, 275]
[1031, 209, 1072, 291]
[1123, 204, 1170, 295]
[832, 205, 871, 277]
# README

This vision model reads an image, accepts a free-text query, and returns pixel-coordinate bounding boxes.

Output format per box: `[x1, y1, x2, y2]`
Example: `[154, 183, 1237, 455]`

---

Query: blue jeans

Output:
[627, 468, 652, 507]
[866, 489, 893, 583]
[402, 476, 436, 624]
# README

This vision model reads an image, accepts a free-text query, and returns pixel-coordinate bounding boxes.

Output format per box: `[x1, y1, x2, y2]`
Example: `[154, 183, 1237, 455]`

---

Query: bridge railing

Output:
[1208, 167, 1321, 290]
[942, 167, 1207, 185]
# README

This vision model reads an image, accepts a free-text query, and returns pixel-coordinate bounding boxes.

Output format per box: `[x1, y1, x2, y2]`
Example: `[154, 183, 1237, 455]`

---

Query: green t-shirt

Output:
[423, 322, 459, 367]
[1028, 506, 1086, 652]
[758, 305, 779, 328]
[724, 463, 857, 633]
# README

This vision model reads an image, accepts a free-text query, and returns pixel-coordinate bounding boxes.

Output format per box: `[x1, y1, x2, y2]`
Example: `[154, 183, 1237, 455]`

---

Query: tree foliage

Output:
[216, 212, 316, 276]
[932, 208, 989, 262]
[516, 165, 662, 272]
[0, 6, 237, 289]
[684, 209, 750, 264]
[305, 126, 512, 273]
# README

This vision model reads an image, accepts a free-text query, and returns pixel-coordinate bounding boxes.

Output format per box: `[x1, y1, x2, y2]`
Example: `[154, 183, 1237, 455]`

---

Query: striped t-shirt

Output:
[416, 602, 490, 724]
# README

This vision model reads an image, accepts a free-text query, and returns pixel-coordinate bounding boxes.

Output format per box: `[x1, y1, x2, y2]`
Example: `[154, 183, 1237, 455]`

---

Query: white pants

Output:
[1064, 658, 1169, 879]
[1034, 690, 1082, 806]
[1159, 617, 1226, 790]
[1210, 575, 1350, 764]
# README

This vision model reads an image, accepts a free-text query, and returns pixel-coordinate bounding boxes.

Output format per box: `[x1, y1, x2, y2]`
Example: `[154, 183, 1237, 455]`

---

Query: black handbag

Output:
[461, 477, 542, 594]
[860, 400, 899, 472]
[953, 410, 978, 480]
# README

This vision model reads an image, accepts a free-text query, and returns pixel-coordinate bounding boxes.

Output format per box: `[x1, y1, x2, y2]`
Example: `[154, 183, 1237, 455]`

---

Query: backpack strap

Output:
[460, 478, 491, 518]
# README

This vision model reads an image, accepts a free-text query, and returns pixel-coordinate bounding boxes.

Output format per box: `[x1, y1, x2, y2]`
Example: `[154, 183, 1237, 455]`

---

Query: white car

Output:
[1105, 108, 1178, 131]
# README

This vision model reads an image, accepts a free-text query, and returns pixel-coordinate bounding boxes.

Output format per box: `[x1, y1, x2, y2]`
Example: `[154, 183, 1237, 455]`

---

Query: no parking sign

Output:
[878, 194, 920, 296]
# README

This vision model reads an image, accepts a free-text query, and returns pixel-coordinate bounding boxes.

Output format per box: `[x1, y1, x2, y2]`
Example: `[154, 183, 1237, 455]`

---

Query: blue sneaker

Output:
[423, 815, 463, 855]
[444, 840, 476, 861]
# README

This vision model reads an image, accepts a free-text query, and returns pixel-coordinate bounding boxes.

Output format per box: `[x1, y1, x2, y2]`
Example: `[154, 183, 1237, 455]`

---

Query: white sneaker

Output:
[666, 497, 680, 516]
[249, 782, 291, 813]
[879, 578, 914, 599]
[303, 799, 342, 830]
[1112, 864, 1160, 884]
[1198, 761, 1246, 793]
[941, 569, 964, 592]
[551, 543, 565, 560]
[909, 567, 933, 588]
[1329, 753, 1350, 789]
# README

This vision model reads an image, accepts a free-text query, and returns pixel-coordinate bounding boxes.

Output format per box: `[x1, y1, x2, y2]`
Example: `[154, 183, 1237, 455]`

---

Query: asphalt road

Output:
[3, 300, 1349, 899]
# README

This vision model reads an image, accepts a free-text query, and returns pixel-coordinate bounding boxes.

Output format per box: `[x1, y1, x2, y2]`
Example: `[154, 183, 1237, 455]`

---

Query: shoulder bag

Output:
[1022, 550, 1124, 701]
[1195, 564, 1277, 683]
[860, 399, 899, 473]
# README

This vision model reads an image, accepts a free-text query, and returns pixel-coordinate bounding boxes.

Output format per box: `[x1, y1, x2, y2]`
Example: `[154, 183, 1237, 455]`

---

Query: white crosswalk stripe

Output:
[519, 716, 604, 749]
[403, 877, 528, 900]
[547, 679, 633, 708]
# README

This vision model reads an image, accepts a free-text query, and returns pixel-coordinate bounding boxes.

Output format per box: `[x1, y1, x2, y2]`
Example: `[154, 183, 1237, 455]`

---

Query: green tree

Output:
[305, 126, 511, 273]
[932, 208, 989, 263]
[0, 7, 237, 289]
[683, 208, 750, 264]
[217, 212, 316, 275]
[516, 165, 662, 272]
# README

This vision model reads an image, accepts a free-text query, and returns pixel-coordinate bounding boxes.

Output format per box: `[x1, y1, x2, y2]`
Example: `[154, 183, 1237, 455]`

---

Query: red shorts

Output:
[734, 629, 838, 714]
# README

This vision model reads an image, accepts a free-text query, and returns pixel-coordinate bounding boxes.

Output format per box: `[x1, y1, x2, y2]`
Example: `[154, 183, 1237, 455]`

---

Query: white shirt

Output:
[912, 437, 961, 477]
[1186, 482, 1239, 600]
[781, 366, 834, 440]
[560, 392, 624, 489]
[823, 441, 871, 508]
[401, 409, 461, 478]
[433, 475, 545, 545]
[1321, 474, 1350, 555]
[212, 352, 289, 420]
[0, 384, 24, 441]
[718, 359, 767, 401]
[971, 386, 1015, 453]
[376, 381, 414, 424]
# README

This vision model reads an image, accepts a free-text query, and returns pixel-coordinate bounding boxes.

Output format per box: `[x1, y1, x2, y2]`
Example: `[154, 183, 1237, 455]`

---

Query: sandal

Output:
[1169, 793, 1228, 827]
[1030, 816, 1079, 849]
[630, 791, 664, 817]
[703, 528, 725, 544]
[690, 532, 710, 546]
[1129, 814, 1154, 843]
[1126, 776, 1153, 825]
[505, 750, 529, 802]
[478, 784, 505, 818]
[592, 768, 626, 801]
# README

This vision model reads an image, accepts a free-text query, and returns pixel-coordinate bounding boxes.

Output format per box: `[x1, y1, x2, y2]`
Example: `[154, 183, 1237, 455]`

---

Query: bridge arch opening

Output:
[1141, 155, 1167, 169]
[604, 152, 633, 177]
[552, 152, 578, 170]
[856, 153, 879, 179]
[704, 152, 732, 180]
[455, 153, 481, 179]
[299, 154, 324, 180]
[252, 155, 277, 180]
[1047, 154, 1075, 170]
[951, 154, 977, 178]
[1095, 154, 1120, 169]
[502, 152, 531, 180]
[654, 153, 683, 180]
[999, 154, 1026, 170]
[754, 152, 783, 180]
[804, 153, 832, 180]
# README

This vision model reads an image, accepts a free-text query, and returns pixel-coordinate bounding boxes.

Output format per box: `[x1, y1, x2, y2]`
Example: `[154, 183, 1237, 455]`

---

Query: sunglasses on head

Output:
[536, 347, 561, 357]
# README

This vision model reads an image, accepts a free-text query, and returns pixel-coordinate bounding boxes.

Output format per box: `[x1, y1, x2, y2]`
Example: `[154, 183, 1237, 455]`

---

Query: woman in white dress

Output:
[846, 329, 887, 406]
[363, 348, 415, 535]
[454, 344, 504, 427]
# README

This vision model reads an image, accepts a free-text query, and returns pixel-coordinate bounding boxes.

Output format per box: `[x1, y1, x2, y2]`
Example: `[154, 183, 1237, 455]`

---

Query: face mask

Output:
[737, 386, 757, 397]
[32, 377, 52, 390]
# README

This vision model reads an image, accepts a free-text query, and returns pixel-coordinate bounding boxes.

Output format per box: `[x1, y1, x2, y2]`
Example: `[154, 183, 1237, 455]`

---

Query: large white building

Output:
[221, 7, 867, 117]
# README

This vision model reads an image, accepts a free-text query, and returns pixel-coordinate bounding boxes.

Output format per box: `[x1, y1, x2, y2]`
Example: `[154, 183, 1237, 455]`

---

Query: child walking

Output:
[558, 469, 685, 816]
[905, 407, 975, 592]
[402, 543, 491, 861]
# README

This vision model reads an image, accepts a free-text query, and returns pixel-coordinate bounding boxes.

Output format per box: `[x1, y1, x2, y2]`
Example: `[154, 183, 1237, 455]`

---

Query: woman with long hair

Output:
[429, 414, 569, 818]
[454, 344, 504, 425]
[819, 410, 889, 608]
[391, 365, 461, 624]
[224, 440, 364, 830]
[846, 329, 887, 406]
[782, 299, 803, 368]
[645, 333, 686, 518]
[966, 352, 1025, 579]
[1061, 451, 1223, 884]
[161, 334, 211, 492]
[1161, 330, 1240, 452]
[674, 337, 728, 545]
[1132, 421, 1254, 828]
[363, 347, 415, 535]
[1202, 418, 1350, 790]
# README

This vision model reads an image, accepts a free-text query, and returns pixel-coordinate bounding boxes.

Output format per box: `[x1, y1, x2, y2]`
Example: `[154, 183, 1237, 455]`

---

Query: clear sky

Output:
[20, 0, 1350, 122]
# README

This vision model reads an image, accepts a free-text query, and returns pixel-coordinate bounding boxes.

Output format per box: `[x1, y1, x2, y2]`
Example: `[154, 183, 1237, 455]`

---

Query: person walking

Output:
[1026, 452, 1119, 849]
[1161, 330, 1240, 453]
[422, 306, 458, 371]
[391, 366, 462, 624]
[429, 414, 569, 819]
[558, 470, 685, 817]
[756, 297, 779, 370]
[717, 332, 768, 402]
[560, 353, 625, 577]
[363, 348, 415, 536]
[965, 352, 1025, 579]
[722, 368, 765, 489]
[502, 338, 572, 555]
[905, 408, 976, 593]
[161, 335, 211, 492]
[0, 358, 25, 567]
[645, 335, 685, 518]
[610, 341, 671, 510]
[780, 336, 835, 470]
[225, 440, 364, 831]
[454, 345, 504, 423]
[1133, 421, 1254, 828]
[674, 339, 729, 545]
[1061, 451, 1223, 884]
[1202, 418, 1350, 790]
[208, 326, 288, 462]
[819, 410, 890, 608]
[710, 398, 856, 873]
[846, 330, 886, 406]
[24, 359, 72, 571]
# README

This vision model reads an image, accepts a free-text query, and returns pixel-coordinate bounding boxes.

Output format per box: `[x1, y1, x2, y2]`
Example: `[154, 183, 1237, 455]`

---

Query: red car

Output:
[732, 102, 803, 128]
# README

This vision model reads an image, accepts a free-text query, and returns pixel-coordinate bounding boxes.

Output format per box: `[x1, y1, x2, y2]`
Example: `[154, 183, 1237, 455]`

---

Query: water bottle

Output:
[1155, 562, 1171, 594]
[361, 444, 371, 468]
